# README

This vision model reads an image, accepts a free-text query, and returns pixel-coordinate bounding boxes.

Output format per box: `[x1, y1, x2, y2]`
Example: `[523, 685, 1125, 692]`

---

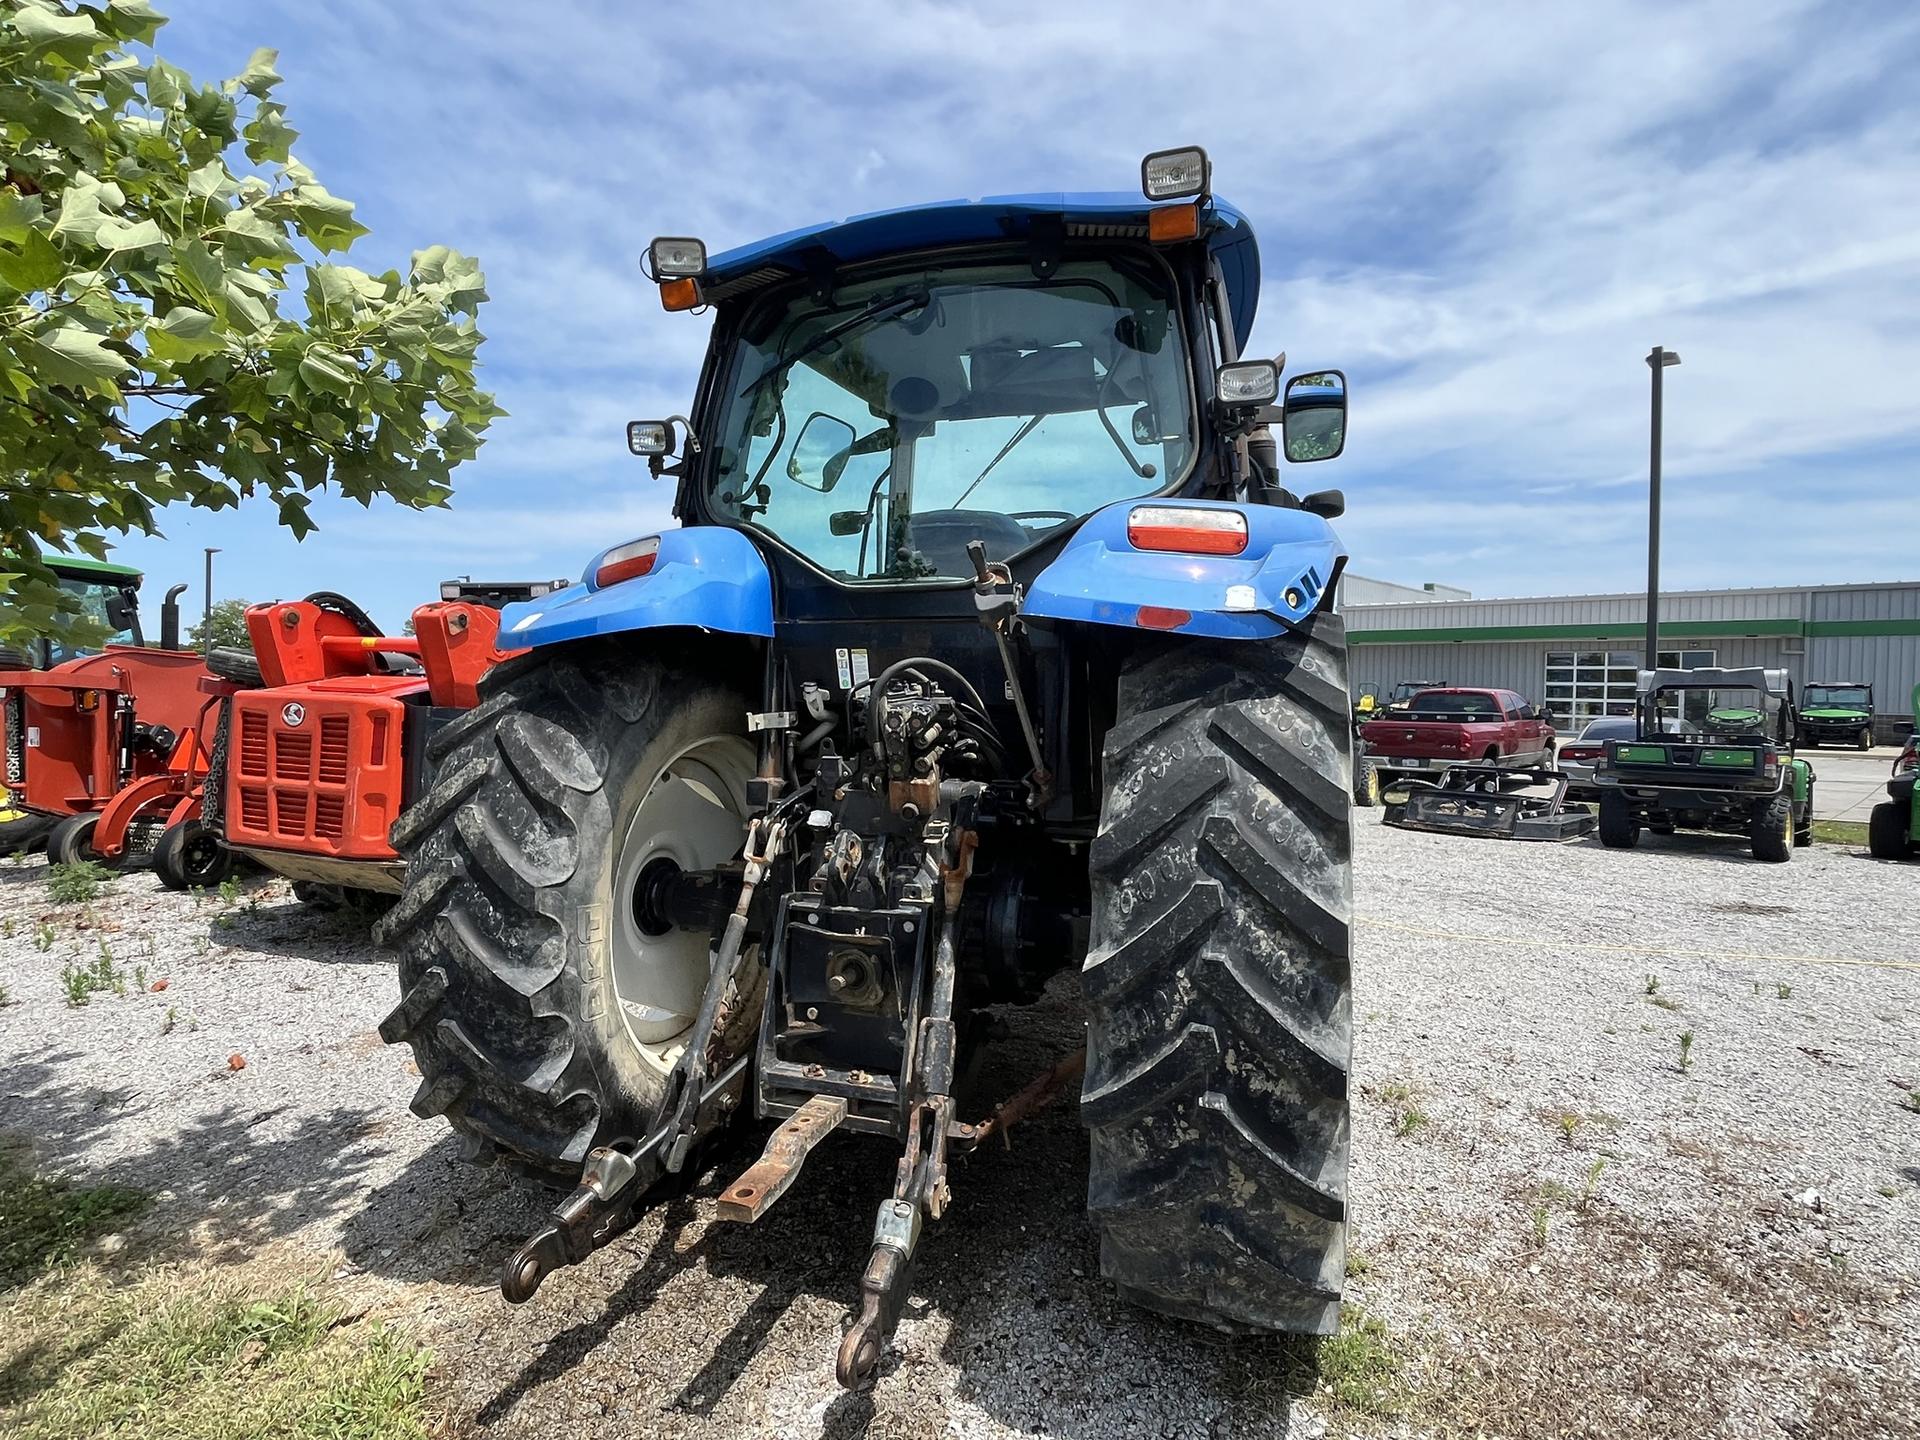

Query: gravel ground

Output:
[2, 822, 1917, 1439]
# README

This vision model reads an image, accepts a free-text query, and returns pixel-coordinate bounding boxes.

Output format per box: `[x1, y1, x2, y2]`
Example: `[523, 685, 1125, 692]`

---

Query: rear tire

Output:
[1597, 792, 1640, 848]
[1750, 794, 1792, 862]
[47, 812, 101, 866]
[0, 813, 54, 855]
[1082, 613, 1352, 1335]
[1793, 785, 1814, 848]
[1868, 801, 1912, 859]
[1352, 756, 1382, 808]
[375, 644, 754, 1182]
[154, 820, 234, 890]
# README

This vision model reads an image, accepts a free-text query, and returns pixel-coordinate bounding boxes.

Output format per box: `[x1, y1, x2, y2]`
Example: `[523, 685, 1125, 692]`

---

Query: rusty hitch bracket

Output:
[836, 901, 961, 1388]
[716, 1093, 849, 1223]
[499, 1050, 751, 1305]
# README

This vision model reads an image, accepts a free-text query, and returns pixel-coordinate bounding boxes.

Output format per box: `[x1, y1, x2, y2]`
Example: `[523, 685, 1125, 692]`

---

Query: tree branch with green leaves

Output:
[0, 0, 502, 646]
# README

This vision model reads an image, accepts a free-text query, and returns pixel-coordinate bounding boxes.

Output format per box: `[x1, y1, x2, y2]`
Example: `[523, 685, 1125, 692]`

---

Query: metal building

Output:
[1344, 578, 1920, 741]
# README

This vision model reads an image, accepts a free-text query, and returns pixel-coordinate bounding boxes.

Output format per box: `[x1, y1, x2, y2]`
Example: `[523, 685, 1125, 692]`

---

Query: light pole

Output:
[1644, 347, 1681, 673]
[203, 547, 220, 637]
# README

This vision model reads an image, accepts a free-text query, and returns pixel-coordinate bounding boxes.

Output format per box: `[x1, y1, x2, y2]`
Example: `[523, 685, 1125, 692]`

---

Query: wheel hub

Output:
[608, 735, 755, 1071]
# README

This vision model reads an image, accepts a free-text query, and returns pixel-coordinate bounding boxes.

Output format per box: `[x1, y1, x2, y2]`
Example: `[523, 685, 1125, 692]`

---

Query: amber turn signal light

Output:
[1148, 203, 1200, 244]
[660, 277, 701, 312]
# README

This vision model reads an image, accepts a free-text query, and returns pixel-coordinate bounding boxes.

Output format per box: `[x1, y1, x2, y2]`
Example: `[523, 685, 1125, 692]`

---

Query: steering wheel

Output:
[1007, 510, 1075, 531]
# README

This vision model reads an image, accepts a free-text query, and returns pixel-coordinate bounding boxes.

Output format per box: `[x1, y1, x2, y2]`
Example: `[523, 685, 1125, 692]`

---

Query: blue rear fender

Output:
[498, 527, 773, 649]
[1025, 499, 1345, 640]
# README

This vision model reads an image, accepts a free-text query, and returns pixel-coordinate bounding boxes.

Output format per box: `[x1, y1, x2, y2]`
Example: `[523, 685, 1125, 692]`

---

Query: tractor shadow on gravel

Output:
[336, 976, 1322, 1436]
[2, 1050, 411, 1266]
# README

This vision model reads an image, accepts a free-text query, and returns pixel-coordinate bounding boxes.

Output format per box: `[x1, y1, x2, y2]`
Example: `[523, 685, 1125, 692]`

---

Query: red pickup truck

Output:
[1357, 688, 1557, 786]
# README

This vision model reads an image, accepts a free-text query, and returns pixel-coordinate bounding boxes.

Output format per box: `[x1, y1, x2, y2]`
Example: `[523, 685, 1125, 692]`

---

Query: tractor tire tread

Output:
[1082, 613, 1352, 1336]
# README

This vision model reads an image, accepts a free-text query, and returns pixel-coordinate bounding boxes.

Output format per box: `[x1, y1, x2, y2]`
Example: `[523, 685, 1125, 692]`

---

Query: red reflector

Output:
[1136, 606, 1192, 630]
[1127, 505, 1249, 556]
[595, 536, 661, 588]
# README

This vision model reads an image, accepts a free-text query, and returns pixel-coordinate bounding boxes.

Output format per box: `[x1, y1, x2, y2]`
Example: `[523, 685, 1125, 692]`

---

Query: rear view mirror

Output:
[788, 411, 857, 493]
[104, 590, 137, 635]
[1283, 370, 1346, 462]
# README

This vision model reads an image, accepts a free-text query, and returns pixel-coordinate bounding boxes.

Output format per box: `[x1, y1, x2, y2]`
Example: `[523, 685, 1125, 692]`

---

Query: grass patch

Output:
[1315, 1305, 1406, 1417]
[0, 1264, 435, 1440]
[0, 1138, 149, 1287]
[45, 859, 111, 905]
[0, 1141, 433, 1439]
[1811, 819, 1870, 847]
[1392, 1104, 1429, 1138]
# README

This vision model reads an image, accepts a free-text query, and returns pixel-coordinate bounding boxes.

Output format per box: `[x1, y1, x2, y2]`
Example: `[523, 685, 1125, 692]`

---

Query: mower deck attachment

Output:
[1383, 765, 1594, 841]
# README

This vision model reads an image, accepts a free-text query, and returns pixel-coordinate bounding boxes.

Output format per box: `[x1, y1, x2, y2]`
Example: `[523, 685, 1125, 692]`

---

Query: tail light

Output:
[1561, 745, 1601, 762]
[595, 536, 661, 588]
[1895, 741, 1918, 776]
[1127, 506, 1248, 556]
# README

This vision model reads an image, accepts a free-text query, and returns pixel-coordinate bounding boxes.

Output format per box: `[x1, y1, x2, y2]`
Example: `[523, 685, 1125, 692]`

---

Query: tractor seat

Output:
[907, 509, 1031, 578]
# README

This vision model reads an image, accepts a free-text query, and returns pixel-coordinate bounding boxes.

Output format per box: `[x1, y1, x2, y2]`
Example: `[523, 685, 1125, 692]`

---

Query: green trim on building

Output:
[1349, 617, 1806, 645]
[1803, 618, 1920, 638]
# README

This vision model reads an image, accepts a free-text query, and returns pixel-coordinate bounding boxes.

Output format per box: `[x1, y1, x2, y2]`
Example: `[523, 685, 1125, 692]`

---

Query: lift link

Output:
[836, 900, 962, 1387]
[965, 539, 1051, 805]
[498, 811, 792, 1306]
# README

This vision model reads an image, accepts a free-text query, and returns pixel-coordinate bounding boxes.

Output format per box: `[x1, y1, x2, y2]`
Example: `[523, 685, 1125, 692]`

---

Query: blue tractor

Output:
[377, 147, 1355, 1384]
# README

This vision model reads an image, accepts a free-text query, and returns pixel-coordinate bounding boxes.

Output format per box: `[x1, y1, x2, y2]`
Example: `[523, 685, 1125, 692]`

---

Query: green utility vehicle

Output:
[1867, 683, 1918, 859]
[1591, 667, 1814, 862]
[1796, 681, 1874, 749]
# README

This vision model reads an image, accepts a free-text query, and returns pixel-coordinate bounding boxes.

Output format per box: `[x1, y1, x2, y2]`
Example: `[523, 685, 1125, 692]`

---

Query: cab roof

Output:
[42, 554, 141, 583]
[704, 193, 1261, 351]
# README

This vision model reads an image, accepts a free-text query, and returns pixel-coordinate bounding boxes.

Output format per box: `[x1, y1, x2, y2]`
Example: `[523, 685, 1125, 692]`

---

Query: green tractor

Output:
[1796, 681, 1874, 750]
[1867, 683, 1918, 860]
[1591, 667, 1813, 862]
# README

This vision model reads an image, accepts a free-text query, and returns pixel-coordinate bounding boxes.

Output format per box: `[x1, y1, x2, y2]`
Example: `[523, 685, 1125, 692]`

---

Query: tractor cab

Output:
[4, 555, 147, 669]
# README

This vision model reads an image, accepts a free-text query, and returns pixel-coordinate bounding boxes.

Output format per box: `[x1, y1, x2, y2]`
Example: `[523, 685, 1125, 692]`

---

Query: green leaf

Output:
[219, 204, 298, 266]
[147, 305, 222, 362]
[297, 345, 359, 396]
[171, 237, 226, 310]
[101, 0, 166, 45]
[12, 6, 100, 59]
[0, 190, 44, 242]
[236, 47, 283, 99]
[145, 57, 190, 109]
[276, 492, 316, 538]
[24, 324, 124, 396]
[0, 228, 66, 292]
[95, 216, 166, 253]
[278, 184, 367, 253]
[242, 103, 297, 165]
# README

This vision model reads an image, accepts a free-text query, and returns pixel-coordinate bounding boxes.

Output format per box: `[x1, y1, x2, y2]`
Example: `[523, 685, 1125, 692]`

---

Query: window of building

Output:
[1543, 649, 1716, 733]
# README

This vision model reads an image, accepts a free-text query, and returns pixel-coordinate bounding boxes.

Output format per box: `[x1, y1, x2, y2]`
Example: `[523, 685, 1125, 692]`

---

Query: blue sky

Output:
[107, 0, 1920, 628]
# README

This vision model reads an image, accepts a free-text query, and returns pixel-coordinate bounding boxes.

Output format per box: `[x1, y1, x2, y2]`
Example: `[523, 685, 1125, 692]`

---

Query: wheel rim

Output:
[1366, 769, 1380, 804]
[184, 832, 222, 881]
[609, 734, 755, 1074]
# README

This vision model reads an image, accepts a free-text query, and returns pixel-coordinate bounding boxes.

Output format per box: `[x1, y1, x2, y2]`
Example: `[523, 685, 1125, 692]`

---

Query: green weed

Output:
[1678, 1030, 1695, 1072]
[46, 860, 111, 905]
